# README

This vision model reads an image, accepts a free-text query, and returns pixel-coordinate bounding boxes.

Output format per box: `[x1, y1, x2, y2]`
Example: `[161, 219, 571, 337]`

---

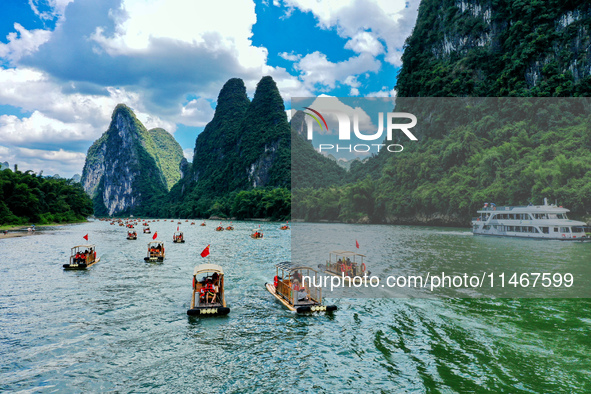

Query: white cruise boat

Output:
[472, 199, 589, 240]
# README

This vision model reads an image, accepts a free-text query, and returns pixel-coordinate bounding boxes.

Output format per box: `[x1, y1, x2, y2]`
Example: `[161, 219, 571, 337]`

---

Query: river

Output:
[1, 220, 590, 392]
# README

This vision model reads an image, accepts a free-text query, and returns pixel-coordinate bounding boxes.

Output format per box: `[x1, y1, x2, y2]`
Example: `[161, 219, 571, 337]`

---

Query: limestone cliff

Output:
[81, 104, 183, 216]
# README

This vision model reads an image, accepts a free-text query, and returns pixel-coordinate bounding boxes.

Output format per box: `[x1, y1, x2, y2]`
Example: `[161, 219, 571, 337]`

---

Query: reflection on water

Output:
[1, 221, 590, 392]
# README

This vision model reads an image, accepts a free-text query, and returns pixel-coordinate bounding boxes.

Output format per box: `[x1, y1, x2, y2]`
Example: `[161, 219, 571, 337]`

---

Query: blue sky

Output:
[0, 0, 419, 177]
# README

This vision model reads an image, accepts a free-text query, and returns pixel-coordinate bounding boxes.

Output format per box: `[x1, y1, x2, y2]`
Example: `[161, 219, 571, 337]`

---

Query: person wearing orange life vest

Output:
[75, 252, 81, 263]
[202, 278, 217, 304]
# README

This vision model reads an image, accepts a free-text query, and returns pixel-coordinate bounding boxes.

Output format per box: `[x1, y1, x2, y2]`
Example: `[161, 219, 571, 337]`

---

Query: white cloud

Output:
[0, 23, 52, 63]
[91, 0, 267, 69]
[29, 0, 74, 20]
[283, 0, 419, 66]
[344, 31, 384, 56]
[179, 98, 215, 127]
[279, 51, 302, 61]
[0, 145, 85, 178]
[0, 111, 90, 145]
[183, 148, 193, 161]
[367, 87, 397, 97]
[295, 51, 380, 91]
[0, 67, 177, 140]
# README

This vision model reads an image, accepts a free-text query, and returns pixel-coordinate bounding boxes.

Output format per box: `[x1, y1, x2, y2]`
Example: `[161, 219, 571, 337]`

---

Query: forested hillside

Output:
[161, 76, 291, 220]
[0, 168, 93, 225]
[293, 0, 591, 226]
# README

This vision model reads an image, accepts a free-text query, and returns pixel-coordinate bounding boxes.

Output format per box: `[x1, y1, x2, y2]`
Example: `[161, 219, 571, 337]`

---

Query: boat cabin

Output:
[187, 264, 230, 316]
[266, 261, 337, 313]
[145, 241, 165, 262]
[143, 227, 151, 234]
[63, 244, 99, 270]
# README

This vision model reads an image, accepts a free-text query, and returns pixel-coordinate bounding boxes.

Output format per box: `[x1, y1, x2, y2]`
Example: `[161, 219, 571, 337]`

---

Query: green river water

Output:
[1, 220, 590, 392]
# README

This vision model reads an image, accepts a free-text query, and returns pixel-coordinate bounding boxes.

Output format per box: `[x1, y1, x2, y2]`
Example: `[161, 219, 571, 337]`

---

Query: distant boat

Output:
[318, 251, 370, 284]
[127, 230, 137, 240]
[145, 241, 165, 262]
[173, 231, 185, 243]
[250, 229, 263, 239]
[472, 198, 590, 240]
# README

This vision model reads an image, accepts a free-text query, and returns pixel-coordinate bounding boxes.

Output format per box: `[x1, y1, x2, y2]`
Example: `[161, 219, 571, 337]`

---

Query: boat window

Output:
[483, 225, 491, 230]
[541, 227, 549, 234]
[572, 227, 584, 233]
[560, 227, 570, 233]
[553, 227, 558, 232]
[548, 214, 558, 219]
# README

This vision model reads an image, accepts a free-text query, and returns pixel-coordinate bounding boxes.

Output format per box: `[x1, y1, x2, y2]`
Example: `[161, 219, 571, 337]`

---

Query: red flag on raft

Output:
[83, 234, 89, 241]
[152, 232, 158, 240]
[355, 239, 359, 249]
[200, 244, 210, 258]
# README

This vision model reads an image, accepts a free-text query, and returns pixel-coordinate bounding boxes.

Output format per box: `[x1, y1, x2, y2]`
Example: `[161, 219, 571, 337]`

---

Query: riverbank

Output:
[0, 220, 89, 239]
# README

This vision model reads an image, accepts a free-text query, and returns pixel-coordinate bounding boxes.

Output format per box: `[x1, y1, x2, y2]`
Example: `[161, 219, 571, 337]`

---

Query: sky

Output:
[0, 0, 420, 178]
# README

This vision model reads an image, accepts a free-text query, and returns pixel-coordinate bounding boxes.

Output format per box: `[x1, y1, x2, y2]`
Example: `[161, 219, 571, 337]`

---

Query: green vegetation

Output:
[292, 1, 591, 225]
[293, 99, 591, 225]
[397, 0, 591, 97]
[145, 127, 184, 191]
[0, 168, 93, 225]
[153, 76, 291, 220]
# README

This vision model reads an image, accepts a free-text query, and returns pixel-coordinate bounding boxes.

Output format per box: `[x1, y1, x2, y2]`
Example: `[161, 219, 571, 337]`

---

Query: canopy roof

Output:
[193, 264, 224, 275]
[147, 241, 164, 246]
[330, 250, 366, 257]
[275, 261, 318, 273]
[71, 244, 95, 250]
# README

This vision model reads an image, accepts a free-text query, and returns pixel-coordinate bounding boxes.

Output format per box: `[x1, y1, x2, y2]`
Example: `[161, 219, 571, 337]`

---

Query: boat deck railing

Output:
[478, 205, 565, 212]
